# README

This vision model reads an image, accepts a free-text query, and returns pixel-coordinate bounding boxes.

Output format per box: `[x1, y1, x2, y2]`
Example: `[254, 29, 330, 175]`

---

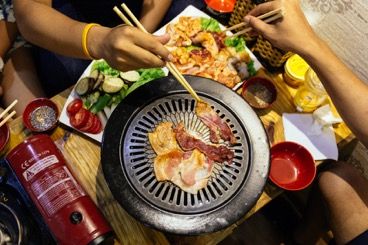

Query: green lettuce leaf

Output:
[224, 36, 246, 52]
[91, 60, 120, 77]
[200, 17, 221, 32]
[125, 68, 165, 96]
[186, 45, 201, 52]
[247, 60, 257, 77]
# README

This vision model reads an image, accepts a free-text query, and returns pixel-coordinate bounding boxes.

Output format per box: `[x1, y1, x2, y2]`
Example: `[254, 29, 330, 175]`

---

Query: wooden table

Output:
[6, 69, 353, 245]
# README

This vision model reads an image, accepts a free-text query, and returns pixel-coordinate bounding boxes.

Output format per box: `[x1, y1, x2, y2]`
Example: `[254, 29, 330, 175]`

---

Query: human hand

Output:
[89, 25, 171, 71]
[245, 0, 321, 55]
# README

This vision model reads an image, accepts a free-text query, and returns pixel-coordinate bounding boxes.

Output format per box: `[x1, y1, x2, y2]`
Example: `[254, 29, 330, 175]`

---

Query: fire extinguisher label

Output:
[30, 166, 86, 216]
[23, 155, 59, 181]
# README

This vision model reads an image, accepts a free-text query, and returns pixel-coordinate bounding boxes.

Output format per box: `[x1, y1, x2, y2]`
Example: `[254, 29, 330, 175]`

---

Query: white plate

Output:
[59, 5, 262, 143]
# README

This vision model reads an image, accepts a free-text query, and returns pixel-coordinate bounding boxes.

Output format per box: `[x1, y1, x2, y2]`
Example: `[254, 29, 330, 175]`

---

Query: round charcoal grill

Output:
[124, 94, 249, 214]
[102, 75, 270, 235]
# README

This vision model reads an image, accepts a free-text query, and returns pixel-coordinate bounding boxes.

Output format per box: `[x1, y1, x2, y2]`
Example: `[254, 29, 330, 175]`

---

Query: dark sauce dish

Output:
[23, 98, 59, 133]
[241, 76, 277, 109]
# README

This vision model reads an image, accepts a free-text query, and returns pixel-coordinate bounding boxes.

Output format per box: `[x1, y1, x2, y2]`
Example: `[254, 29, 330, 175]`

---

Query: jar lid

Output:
[285, 54, 309, 81]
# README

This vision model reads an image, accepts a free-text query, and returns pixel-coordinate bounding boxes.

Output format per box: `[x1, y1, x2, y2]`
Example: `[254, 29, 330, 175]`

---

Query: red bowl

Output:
[0, 123, 10, 155]
[205, 0, 236, 13]
[241, 77, 277, 109]
[270, 141, 316, 191]
[23, 98, 59, 133]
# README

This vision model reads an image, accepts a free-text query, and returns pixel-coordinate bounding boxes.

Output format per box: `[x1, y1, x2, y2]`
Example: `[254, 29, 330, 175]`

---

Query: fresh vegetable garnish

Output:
[185, 45, 202, 52]
[200, 17, 221, 32]
[120, 70, 140, 82]
[92, 60, 120, 76]
[70, 108, 90, 129]
[69, 60, 167, 134]
[125, 68, 165, 96]
[67, 99, 103, 134]
[102, 77, 125, 93]
[67, 99, 83, 116]
[75, 77, 95, 96]
[224, 36, 246, 52]
[90, 94, 112, 114]
[247, 60, 257, 77]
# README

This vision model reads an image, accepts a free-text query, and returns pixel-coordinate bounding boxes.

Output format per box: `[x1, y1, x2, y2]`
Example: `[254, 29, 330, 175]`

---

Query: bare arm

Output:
[140, 0, 172, 33]
[14, 0, 88, 58]
[246, 0, 368, 147]
[13, 0, 171, 71]
[301, 39, 368, 148]
[0, 20, 18, 58]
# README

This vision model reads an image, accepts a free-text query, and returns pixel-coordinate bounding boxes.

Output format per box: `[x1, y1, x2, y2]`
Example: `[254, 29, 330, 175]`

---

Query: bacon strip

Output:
[174, 123, 234, 164]
[195, 101, 237, 145]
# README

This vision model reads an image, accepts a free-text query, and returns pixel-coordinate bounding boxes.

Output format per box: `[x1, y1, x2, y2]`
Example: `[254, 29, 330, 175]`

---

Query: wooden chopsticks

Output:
[0, 100, 17, 128]
[113, 4, 202, 102]
[224, 8, 283, 37]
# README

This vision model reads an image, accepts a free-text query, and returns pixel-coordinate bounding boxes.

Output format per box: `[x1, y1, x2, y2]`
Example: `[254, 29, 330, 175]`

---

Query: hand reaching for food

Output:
[245, 0, 320, 55]
[89, 25, 172, 72]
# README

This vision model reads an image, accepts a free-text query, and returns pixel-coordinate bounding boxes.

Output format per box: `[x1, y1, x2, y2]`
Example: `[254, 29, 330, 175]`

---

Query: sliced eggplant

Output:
[120, 70, 140, 82]
[93, 73, 105, 90]
[102, 77, 125, 93]
[75, 77, 94, 96]
[90, 69, 100, 80]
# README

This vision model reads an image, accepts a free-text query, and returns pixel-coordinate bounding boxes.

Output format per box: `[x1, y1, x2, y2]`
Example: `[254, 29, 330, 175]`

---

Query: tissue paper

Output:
[283, 112, 338, 160]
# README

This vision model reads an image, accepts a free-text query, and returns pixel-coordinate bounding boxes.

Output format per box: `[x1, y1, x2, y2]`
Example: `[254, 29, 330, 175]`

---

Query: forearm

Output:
[140, 0, 172, 33]
[13, 0, 107, 59]
[13, 0, 171, 72]
[0, 20, 18, 58]
[300, 38, 368, 147]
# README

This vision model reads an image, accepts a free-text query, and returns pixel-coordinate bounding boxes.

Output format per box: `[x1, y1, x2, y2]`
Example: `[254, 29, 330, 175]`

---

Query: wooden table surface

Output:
[6, 69, 353, 245]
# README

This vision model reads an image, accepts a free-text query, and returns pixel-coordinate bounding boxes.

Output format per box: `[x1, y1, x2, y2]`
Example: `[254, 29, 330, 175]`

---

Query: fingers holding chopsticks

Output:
[94, 25, 172, 71]
[244, 0, 283, 35]
[244, 0, 317, 53]
[225, 3, 283, 37]
[247, 0, 282, 18]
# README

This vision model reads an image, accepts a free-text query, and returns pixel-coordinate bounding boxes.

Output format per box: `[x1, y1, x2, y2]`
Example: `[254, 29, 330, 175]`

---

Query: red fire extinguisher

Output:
[6, 134, 114, 245]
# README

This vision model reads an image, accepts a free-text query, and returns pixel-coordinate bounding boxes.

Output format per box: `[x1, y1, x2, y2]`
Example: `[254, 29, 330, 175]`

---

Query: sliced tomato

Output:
[79, 112, 95, 132]
[88, 115, 102, 134]
[67, 99, 83, 116]
[70, 108, 90, 129]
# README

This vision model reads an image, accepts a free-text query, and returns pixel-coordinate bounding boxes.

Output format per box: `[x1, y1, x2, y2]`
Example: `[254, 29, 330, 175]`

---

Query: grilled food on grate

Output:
[149, 120, 233, 194]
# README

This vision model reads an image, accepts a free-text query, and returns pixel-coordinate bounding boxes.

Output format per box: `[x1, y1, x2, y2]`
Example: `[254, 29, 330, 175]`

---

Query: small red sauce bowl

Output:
[23, 98, 59, 133]
[0, 124, 10, 155]
[270, 141, 316, 191]
[241, 77, 277, 109]
[205, 0, 236, 13]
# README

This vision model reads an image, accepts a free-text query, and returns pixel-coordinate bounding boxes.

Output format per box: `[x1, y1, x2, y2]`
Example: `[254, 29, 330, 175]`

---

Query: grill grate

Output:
[122, 94, 251, 214]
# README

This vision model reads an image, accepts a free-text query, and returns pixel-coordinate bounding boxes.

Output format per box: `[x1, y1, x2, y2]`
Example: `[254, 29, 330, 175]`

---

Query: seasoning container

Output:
[241, 77, 277, 109]
[293, 68, 328, 112]
[284, 54, 310, 87]
[23, 98, 59, 132]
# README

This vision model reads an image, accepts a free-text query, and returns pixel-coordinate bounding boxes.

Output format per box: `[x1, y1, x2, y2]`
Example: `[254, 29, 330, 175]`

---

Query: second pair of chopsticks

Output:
[113, 4, 201, 102]
[225, 8, 283, 37]
[0, 100, 17, 128]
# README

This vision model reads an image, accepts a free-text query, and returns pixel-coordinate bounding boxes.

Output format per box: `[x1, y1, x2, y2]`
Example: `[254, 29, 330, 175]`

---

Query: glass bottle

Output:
[293, 68, 327, 112]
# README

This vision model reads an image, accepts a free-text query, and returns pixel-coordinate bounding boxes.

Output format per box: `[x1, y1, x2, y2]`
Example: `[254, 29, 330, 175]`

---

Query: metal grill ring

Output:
[123, 94, 250, 214]
[102, 75, 270, 235]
